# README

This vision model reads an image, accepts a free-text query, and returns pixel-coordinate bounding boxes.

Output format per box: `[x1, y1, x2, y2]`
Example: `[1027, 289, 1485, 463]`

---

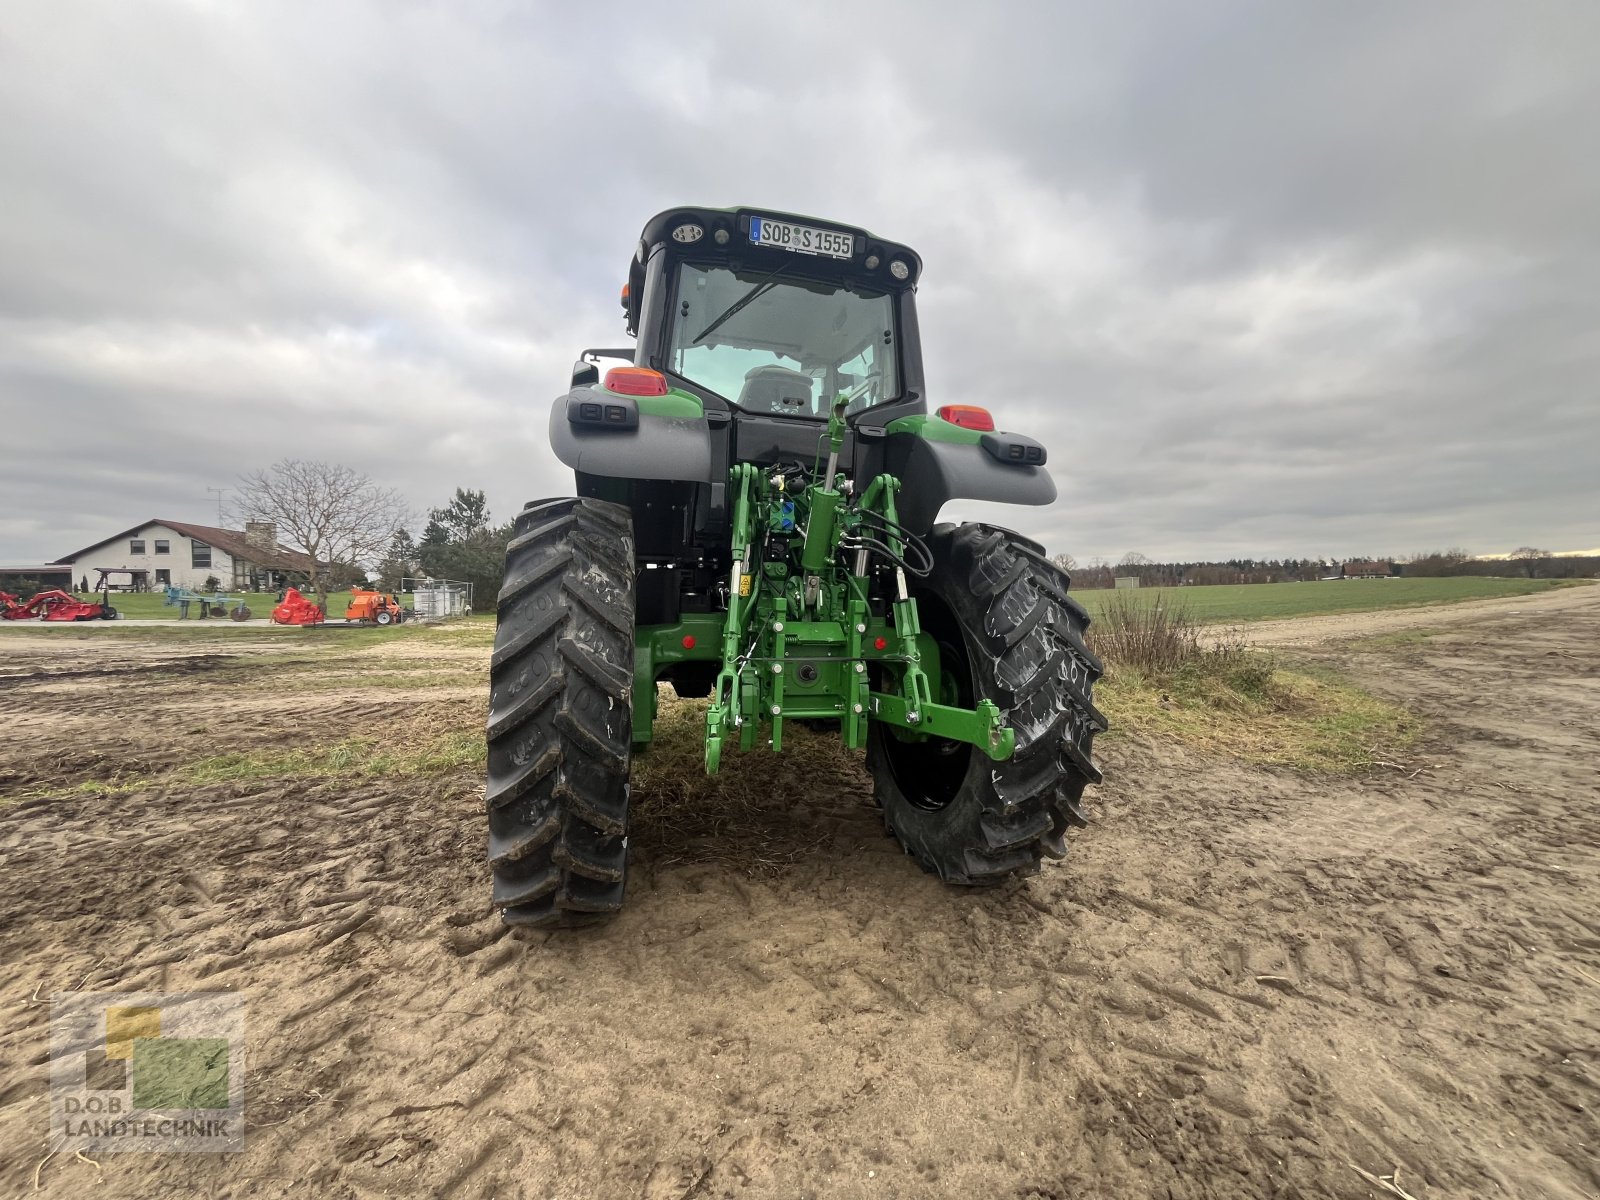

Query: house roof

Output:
[54, 519, 315, 573]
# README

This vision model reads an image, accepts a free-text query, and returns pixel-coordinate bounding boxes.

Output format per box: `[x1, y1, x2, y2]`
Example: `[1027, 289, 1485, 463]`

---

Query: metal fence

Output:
[403, 577, 474, 619]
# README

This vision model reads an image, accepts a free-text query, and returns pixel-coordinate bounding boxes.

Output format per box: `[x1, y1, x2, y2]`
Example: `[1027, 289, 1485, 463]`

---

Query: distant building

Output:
[53, 520, 313, 592]
[1340, 560, 1397, 580]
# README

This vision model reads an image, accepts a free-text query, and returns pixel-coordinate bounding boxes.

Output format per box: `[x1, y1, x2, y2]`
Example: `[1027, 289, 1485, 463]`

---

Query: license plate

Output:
[749, 216, 854, 260]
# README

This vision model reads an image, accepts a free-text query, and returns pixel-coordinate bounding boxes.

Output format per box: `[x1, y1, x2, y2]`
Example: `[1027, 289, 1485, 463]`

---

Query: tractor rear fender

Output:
[547, 389, 715, 483]
[883, 421, 1056, 533]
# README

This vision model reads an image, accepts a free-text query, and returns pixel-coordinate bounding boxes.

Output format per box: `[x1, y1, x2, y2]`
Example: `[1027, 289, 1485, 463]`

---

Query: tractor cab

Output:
[617, 207, 926, 426]
[550, 205, 1056, 611]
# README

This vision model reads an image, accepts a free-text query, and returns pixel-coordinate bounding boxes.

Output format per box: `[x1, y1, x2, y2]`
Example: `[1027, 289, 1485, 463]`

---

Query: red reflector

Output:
[681, 635, 696, 649]
[937, 405, 995, 432]
[620, 282, 630, 309]
[873, 636, 888, 651]
[604, 366, 668, 396]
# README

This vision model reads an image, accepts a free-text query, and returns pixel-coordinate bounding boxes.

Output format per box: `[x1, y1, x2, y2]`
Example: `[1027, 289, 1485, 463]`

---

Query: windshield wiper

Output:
[691, 263, 790, 345]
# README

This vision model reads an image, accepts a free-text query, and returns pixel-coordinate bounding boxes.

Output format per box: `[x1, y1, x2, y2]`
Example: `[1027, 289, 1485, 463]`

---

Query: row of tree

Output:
[373, 488, 512, 607]
[1049, 547, 1597, 588]
[1050, 552, 1348, 588]
[1402, 547, 1597, 579]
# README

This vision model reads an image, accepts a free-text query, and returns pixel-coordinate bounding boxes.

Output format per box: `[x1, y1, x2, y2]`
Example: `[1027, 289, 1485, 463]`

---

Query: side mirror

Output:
[571, 359, 600, 388]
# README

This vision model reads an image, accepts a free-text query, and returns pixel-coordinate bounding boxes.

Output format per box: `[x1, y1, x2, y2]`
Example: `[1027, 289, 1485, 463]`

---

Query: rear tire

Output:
[867, 523, 1105, 884]
[375, 610, 393, 626]
[486, 497, 636, 928]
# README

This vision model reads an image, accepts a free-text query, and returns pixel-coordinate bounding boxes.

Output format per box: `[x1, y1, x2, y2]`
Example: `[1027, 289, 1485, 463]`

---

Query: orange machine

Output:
[345, 589, 407, 625]
[270, 588, 324, 626]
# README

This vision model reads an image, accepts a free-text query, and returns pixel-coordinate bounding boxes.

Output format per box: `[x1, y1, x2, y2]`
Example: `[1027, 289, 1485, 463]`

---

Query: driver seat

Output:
[738, 365, 816, 415]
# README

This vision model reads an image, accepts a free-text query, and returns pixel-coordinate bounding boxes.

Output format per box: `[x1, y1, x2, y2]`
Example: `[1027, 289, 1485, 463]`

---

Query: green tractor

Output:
[486, 207, 1105, 927]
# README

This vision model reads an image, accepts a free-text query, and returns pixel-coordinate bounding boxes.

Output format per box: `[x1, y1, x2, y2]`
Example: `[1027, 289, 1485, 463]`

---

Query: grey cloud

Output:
[1, 0, 1596, 566]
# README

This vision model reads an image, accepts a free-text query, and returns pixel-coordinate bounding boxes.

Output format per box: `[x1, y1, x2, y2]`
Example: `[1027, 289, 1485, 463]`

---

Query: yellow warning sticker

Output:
[738, 573, 752, 597]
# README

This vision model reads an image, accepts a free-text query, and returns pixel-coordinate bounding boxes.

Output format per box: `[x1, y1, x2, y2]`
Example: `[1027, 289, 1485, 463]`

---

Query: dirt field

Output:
[2, 588, 1598, 1199]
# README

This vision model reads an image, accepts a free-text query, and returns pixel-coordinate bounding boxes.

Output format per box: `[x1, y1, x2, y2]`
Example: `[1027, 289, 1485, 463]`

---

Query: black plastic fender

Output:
[886, 433, 1057, 533]
[547, 392, 715, 483]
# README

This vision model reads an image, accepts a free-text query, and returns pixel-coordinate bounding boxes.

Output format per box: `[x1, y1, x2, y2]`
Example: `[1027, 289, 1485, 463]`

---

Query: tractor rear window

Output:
[667, 263, 897, 418]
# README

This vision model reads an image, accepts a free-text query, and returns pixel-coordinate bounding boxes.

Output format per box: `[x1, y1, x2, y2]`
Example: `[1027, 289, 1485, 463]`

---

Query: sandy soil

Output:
[1, 589, 1597, 1199]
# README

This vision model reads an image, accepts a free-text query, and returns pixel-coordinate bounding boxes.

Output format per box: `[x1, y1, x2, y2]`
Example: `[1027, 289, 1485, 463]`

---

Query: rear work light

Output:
[937, 405, 995, 432]
[604, 366, 668, 396]
[567, 394, 639, 430]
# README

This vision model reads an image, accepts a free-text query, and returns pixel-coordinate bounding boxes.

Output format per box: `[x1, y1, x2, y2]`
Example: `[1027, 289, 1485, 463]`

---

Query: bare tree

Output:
[1116, 551, 1153, 584]
[1404, 547, 1474, 577]
[1051, 552, 1078, 574]
[1510, 546, 1552, 579]
[235, 460, 409, 610]
[1076, 556, 1114, 589]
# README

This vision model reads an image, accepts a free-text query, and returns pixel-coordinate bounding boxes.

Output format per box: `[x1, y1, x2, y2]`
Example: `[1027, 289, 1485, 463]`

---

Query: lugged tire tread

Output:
[483, 674, 562, 744]
[562, 579, 634, 640]
[486, 496, 635, 929]
[553, 838, 627, 883]
[553, 702, 629, 772]
[870, 522, 1103, 885]
[485, 743, 561, 810]
[492, 862, 561, 907]
[487, 808, 561, 866]
[557, 634, 632, 697]
[488, 604, 568, 670]
[495, 548, 573, 608]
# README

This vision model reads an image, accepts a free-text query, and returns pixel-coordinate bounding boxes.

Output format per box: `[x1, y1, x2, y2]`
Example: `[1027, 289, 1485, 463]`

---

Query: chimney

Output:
[245, 520, 277, 552]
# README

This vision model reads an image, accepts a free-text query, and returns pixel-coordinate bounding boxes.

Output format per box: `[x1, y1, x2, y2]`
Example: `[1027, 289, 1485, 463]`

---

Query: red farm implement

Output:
[0, 588, 119, 621]
[270, 587, 325, 626]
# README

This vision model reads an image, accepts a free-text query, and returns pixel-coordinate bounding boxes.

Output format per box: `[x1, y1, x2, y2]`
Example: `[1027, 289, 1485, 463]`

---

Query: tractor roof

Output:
[624, 206, 924, 338]
[633, 206, 922, 286]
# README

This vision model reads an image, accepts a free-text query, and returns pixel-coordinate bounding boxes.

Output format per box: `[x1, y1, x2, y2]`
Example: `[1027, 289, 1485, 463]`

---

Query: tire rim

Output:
[879, 591, 974, 812]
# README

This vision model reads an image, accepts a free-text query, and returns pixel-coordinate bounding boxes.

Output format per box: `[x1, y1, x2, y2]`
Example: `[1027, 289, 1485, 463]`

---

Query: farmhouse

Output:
[1341, 560, 1397, 580]
[54, 520, 313, 592]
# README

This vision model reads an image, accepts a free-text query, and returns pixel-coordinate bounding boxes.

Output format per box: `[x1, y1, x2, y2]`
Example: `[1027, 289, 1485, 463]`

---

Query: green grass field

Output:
[1073, 576, 1582, 624]
[89, 590, 414, 620]
[99, 590, 273, 620]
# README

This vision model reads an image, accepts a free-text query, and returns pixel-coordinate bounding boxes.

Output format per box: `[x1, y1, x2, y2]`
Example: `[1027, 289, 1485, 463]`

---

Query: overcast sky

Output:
[3, 1, 1596, 565]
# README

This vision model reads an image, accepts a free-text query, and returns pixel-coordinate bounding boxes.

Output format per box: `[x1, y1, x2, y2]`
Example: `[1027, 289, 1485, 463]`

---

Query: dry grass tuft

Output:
[1090, 593, 1419, 772]
[1090, 590, 1208, 677]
